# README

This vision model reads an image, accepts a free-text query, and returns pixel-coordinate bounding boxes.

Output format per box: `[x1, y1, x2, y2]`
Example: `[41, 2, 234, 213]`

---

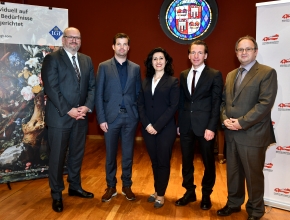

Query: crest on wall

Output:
[159, 0, 218, 44]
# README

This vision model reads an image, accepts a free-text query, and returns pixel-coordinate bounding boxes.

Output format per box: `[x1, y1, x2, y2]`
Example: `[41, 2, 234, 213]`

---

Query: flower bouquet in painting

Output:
[0, 43, 59, 183]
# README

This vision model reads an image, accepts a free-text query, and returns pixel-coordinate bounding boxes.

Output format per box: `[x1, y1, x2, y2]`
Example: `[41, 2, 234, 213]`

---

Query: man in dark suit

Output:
[176, 40, 223, 210]
[95, 33, 141, 202]
[42, 27, 95, 212]
[218, 36, 277, 220]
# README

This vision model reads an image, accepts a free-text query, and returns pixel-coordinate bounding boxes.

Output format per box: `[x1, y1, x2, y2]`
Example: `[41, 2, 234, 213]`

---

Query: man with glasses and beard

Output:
[42, 27, 95, 212]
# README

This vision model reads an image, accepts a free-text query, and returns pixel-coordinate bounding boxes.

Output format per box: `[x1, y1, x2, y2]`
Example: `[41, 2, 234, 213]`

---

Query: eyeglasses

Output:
[63, 36, 81, 41]
[236, 48, 256, 53]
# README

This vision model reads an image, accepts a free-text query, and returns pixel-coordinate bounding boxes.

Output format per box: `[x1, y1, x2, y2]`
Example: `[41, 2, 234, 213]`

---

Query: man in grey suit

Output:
[95, 33, 141, 202]
[218, 36, 277, 220]
[42, 27, 95, 212]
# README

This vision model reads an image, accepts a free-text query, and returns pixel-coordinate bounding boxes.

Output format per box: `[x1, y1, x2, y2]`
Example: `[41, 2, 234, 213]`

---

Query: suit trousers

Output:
[104, 112, 138, 187]
[180, 129, 216, 196]
[226, 140, 267, 218]
[142, 125, 176, 196]
[47, 121, 87, 200]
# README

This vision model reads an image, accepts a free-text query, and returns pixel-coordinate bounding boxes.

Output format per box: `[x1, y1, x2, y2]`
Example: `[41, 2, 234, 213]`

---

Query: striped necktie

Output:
[72, 56, 81, 82]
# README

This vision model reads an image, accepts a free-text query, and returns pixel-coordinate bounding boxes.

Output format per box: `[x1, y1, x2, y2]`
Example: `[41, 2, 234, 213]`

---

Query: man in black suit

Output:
[176, 40, 223, 210]
[42, 27, 95, 212]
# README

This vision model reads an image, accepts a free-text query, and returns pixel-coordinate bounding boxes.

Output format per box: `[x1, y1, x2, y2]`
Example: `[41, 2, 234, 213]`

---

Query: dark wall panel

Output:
[9, 0, 272, 135]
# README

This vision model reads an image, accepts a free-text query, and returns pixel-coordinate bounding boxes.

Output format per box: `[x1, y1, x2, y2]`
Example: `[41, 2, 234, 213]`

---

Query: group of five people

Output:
[41, 27, 277, 220]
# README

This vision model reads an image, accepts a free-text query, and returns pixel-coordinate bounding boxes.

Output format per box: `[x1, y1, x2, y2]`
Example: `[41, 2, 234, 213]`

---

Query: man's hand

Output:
[204, 129, 215, 141]
[76, 106, 89, 120]
[100, 122, 108, 132]
[230, 118, 242, 130]
[68, 107, 85, 120]
[223, 118, 240, 130]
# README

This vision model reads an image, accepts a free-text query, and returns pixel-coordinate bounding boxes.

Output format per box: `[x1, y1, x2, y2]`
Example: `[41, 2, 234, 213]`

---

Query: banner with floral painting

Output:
[0, 2, 68, 183]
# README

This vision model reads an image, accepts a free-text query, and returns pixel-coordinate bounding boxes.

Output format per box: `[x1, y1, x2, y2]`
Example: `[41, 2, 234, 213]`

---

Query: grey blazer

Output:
[42, 48, 95, 128]
[221, 61, 277, 147]
[95, 58, 141, 124]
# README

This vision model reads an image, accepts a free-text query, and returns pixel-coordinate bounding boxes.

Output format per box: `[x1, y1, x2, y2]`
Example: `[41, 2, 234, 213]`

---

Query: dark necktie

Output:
[234, 67, 246, 94]
[72, 56, 81, 82]
[191, 70, 197, 96]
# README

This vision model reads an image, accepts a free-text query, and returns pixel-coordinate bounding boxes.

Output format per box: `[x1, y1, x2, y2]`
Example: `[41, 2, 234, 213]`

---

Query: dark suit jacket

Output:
[137, 75, 179, 133]
[221, 61, 277, 147]
[95, 58, 141, 124]
[178, 66, 223, 136]
[41, 48, 95, 128]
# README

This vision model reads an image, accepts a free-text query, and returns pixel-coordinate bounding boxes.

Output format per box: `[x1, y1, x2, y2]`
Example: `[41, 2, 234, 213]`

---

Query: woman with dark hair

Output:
[137, 47, 179, 208]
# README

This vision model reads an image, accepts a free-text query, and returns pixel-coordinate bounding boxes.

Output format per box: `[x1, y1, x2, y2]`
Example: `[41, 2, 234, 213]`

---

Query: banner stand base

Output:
[265, 199, 290, 212]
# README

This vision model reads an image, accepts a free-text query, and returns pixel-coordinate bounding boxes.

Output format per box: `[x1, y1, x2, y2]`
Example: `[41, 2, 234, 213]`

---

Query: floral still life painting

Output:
[0, 43, 61, 183]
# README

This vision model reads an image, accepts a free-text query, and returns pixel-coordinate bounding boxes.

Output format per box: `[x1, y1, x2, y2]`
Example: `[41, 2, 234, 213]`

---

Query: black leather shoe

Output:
[217, 205, 241, 216]
[200, 195, 212, 210]
[52, 199, 63, 212]
[175, 194, 196, 206]
[68, 188, 94, 198]
[248, 216, 261, 220]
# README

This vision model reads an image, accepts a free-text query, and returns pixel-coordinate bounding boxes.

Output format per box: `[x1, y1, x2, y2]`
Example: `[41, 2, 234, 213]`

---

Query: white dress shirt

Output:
[187, 63, 205, 95]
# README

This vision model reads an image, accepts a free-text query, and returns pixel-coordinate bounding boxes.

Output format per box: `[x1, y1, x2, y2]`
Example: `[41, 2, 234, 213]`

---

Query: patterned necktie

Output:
[191, 70, 197, 96]
[234, 67, 246, 94]
[72, 56, 81, 82]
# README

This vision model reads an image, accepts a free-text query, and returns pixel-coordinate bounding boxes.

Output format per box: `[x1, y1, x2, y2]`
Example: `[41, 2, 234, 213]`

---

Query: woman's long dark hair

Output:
[144, 47, 173, 78]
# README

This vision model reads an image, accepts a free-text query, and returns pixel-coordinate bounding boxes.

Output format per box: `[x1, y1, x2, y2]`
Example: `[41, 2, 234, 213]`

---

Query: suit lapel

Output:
[195, 66, 208, 90]
[60, 48, 80, 86]
[234, 62, 259, 100]
[124, 61, 133, 92]
[182, 69, 191, 99]
[155, 74, 168, 91]
[110, 58, 123, 91]
[191, 66, 209, 101]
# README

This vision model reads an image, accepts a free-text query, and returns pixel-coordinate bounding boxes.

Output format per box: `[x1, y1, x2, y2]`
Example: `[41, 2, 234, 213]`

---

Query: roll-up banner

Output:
[0, 2, 68, 183]
[256, 0, 290, 211]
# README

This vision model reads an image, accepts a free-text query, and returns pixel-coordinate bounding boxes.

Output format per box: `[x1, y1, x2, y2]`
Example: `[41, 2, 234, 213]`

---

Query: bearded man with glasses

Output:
[42, 27, 95, 212]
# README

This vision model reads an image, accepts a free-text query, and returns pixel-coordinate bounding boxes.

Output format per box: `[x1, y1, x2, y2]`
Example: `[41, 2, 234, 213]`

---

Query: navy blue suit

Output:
[95, 57, 141, 187]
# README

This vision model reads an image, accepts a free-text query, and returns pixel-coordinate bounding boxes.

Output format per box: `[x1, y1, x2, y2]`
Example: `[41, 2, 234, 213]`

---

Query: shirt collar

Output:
[63, 48, 77, 60]
[190, 63, 205, 73]
[240, 60, 256, 72]
[114, 57, 127, 66]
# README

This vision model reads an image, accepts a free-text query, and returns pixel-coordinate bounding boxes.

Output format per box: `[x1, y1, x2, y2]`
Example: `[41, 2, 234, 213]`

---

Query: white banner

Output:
[256, 0, 290, 211]
[0, 2, 68, 183]
[0, 2, 67, 45]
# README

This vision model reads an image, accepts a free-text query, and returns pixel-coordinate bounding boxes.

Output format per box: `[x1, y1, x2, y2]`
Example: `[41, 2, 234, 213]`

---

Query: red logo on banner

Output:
[280, 59, 290, 64]
[278, 103, 290, 108]
[264, 163, 273, 168]
[282, 14, 290, 19]
[276, 146, 290, 151]
[262, 34, 279, 41]
[274, 188, 290, 194]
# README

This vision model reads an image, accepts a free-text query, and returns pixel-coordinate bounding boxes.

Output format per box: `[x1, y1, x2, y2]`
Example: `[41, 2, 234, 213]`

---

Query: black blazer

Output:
[41, 48, 95, 128]
[137, 74, 179, 133]
[178, 66, 223, 136]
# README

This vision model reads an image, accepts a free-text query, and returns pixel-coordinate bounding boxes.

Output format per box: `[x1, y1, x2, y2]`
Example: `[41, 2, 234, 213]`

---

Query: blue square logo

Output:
[49, 26, 63, 40]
